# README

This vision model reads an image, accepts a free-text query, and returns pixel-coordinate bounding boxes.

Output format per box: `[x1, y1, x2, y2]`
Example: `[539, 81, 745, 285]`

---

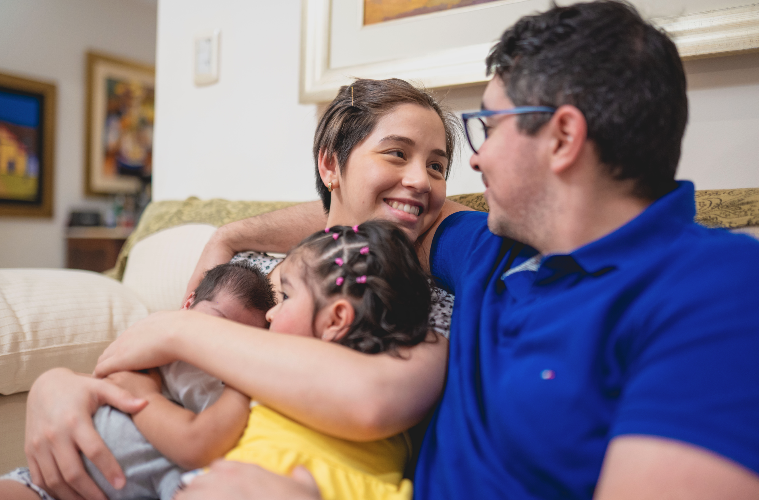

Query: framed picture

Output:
[300, 0, 759, 103]
[0, 71, 56, 217]
[85, 52, 154, 196]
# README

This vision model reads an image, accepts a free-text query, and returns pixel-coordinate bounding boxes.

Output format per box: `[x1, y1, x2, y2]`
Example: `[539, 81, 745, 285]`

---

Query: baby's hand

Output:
[106, 369, 162, 399]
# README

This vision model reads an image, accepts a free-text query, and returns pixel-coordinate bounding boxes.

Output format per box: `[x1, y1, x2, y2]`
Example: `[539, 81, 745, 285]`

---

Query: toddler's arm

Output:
[108, 371, 250, 470]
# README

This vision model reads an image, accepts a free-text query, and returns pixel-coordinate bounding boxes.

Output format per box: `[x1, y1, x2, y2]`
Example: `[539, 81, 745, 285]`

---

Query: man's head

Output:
[480, 0, 687, 201]
[184, 262, 275, 328]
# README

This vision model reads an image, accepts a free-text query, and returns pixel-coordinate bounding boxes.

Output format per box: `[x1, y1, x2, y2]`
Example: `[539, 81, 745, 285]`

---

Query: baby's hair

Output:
[290, 220, 431, 355]
[193, 262, 275, 312]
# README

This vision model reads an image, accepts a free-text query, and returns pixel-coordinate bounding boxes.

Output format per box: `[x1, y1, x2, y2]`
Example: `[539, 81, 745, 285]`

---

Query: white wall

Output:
[154, 1, 759, 204]
[0, 0, 157, 268]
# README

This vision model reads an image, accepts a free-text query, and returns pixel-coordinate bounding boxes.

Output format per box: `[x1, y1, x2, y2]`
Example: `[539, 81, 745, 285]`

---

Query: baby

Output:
[0, 261, 275, 500]
[6, 220, 430, 500]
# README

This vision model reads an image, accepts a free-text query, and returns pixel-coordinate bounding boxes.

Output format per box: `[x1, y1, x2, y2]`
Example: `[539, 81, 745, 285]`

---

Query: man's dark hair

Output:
[486, 0, 687, 199]
[291, 220, 431, 356]
[193, 262, 275, 312]
[313, 78, 459, 211]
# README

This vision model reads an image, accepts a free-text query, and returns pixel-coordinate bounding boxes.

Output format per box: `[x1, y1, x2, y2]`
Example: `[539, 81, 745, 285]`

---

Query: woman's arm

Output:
[184, 201, 327, 299]
[95, 311, 447, 441]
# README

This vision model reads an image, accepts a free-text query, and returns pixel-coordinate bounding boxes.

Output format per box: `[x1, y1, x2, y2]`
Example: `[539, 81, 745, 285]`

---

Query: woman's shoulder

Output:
[230, 251, 284, 276]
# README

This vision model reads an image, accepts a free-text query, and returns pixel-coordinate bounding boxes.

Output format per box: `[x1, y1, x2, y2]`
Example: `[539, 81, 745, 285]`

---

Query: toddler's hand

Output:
[106, 369, 161, 399]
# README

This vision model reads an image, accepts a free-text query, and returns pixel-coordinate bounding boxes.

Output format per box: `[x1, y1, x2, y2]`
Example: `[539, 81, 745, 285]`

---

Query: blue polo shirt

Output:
[415, 181, 759, 499]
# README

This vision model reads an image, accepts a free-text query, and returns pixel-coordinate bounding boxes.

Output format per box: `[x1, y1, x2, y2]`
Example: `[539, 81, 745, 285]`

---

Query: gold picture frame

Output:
[300, 0, 759, 103]
[85, 52, 155, 196]
[0, 71, 56, 217]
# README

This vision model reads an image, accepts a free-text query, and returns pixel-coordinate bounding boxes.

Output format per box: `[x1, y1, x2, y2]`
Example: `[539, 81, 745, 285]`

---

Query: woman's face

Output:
[324, 103, 448, 243]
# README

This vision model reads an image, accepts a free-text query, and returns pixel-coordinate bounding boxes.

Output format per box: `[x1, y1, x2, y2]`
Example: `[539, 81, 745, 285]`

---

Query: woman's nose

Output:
[402, 161, 431, 192]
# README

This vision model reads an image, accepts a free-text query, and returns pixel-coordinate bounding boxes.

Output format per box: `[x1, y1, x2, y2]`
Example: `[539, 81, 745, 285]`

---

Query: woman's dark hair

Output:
[290, 220, 431, 355]
[485, 0, 687, 200]
[193, 262, 275, 312]
[313, 78, 459, 211]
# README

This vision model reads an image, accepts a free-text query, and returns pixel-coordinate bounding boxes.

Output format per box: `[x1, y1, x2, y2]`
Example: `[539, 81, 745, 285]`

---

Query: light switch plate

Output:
[194, 30, 220, 86]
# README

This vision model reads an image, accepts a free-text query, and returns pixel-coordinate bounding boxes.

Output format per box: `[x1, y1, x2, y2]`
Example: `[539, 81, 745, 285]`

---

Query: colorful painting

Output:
[364, 0, 502, 25]
[86, 52, 154, 195]
[0, 72, 55, 217]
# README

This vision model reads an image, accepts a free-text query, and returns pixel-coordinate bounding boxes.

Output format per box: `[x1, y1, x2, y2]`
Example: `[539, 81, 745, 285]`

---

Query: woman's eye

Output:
[429, 162, 445, 174]
[387, 150, 406, 160]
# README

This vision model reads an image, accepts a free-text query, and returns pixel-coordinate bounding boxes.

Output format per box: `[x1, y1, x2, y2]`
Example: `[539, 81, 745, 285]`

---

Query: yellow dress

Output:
[224, 404, 413, 500]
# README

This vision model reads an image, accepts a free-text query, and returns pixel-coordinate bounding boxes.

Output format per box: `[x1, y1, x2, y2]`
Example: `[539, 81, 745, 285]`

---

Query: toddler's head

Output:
[184, 262, 275, 329]
[266, 220, 431, 355]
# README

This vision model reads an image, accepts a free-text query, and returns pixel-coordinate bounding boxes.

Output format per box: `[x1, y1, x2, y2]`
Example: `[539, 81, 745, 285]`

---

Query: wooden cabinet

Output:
[66, 227, 133, 273]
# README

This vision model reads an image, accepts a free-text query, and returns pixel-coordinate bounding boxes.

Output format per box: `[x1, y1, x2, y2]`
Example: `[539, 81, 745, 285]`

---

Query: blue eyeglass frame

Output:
[462, 106, 557, 153]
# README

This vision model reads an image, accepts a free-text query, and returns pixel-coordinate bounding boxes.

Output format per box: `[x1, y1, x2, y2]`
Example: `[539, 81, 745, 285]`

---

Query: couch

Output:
[1, 189, 758, 474]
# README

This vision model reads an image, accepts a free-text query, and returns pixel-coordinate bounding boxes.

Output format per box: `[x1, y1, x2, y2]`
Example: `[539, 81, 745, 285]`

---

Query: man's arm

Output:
[595, 435, 759, 500]
[184, 201, 327, 299]
[416, 199, 472, 271]
[131, 387, 250, 470]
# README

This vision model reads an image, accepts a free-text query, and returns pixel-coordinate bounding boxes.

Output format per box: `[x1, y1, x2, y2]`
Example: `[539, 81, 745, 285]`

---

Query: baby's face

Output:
[190, 289, 268, 328]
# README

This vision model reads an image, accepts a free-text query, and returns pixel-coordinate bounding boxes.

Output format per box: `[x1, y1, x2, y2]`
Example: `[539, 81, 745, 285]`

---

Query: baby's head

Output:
[266, 220, 431, 355]
[184, 262, 275, 329]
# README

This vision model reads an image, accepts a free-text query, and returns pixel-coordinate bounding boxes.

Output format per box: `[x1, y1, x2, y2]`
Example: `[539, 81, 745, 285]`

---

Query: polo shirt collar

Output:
[539, 181, 696, 280]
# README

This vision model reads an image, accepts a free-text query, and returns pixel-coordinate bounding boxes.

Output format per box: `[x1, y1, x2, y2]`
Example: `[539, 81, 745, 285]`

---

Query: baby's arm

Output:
[107, 371, 250, 470]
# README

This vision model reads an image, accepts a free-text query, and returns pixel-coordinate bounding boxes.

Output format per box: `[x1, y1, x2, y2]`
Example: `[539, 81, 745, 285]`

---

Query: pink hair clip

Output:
[356, 276, 367, 284]
[352, 225, 359, 233]
[332, 233, 339, 240]
[335, 257, 344, 267]
[360, 246, 369, 255]
[336, 276, 344, 286]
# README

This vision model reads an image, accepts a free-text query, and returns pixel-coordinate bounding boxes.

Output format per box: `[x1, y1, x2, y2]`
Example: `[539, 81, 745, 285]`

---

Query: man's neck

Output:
[535, 177, 653, 256]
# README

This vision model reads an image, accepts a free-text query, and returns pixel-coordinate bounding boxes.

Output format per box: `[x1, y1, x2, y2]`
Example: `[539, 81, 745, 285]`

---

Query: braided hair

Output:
[289, 220, 431, 355]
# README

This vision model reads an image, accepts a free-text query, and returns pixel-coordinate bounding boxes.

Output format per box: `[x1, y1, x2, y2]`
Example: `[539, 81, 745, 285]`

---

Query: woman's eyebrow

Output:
[380, 135, 447, 158]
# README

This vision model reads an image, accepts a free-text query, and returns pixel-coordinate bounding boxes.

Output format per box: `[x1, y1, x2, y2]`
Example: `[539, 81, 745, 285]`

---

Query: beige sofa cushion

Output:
[0, 269, 149, 395]
[122, 224, 218, 313]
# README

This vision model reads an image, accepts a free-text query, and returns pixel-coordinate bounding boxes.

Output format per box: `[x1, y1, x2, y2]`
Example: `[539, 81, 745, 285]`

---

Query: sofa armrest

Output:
[0, 269, 149, 396]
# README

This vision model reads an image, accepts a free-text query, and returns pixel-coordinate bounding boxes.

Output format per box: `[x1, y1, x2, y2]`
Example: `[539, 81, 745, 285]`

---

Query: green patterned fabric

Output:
[106, 189, 758, 281]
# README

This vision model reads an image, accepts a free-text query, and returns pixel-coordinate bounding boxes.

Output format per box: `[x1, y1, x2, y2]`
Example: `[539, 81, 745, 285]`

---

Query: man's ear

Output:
[182, 292, 196, 310]
[317, 149, 339, 189]
[318, 299, 355, 342]
[547, 104, 588, 175]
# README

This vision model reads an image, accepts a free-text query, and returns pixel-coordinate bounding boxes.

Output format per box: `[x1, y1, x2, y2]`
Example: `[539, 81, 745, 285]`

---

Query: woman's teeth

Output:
[388, 201, 420, 216]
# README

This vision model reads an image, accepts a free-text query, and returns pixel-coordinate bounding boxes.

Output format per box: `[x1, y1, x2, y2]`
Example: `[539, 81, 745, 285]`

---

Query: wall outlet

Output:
[194, 30, 220, 85]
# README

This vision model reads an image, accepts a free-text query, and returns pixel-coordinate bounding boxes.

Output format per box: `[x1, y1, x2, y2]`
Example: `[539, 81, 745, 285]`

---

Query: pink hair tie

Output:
[335, 258, 344, 267]
[356, 276, 367, 284]
[360, 246, 369, 255]
[335, 276, 344, 286]
[325, 227, 330, 233]
[332, 233, 339, 240]
[352, 225, 359, 233]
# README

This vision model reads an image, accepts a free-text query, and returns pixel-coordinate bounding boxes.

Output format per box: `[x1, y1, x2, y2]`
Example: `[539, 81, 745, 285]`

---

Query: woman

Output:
[17, 79, 468, 500]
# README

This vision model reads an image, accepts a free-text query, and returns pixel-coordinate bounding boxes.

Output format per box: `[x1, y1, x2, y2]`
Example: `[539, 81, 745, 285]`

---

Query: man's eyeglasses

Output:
[462, 107, 556, 154]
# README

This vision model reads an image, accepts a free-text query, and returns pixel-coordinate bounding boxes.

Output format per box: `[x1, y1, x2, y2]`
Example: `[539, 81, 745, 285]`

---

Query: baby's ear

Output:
[318, 299, 355, 342]
[182, 292, 196, 310]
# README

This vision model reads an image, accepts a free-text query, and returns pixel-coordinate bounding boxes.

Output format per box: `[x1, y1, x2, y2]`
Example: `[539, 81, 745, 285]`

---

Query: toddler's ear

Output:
[182, 292, 196, 310]
[318, 299, 355, 342]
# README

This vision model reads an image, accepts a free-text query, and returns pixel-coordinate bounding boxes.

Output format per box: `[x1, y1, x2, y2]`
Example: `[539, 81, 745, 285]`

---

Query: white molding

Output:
[300, 1, 759, 104]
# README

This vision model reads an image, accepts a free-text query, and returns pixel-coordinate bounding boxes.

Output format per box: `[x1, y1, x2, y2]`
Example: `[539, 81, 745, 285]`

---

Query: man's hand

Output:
[175, 461, 321, 500]
[105, 369, 162, 400]
[25, 368, 147, 500]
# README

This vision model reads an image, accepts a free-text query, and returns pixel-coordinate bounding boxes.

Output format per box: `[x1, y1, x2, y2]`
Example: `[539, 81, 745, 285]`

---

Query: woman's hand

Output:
[105, 369, 162, 400]
[94, 311, 187, 378]
[175, 461, 321, 500]
[25, 368, 147, 500]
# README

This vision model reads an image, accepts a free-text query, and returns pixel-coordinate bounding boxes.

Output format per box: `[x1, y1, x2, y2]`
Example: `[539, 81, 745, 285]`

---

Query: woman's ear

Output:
[317, 299, 355, 342]
[317, 149, 339, 190]
[182, 292, 196, 310]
